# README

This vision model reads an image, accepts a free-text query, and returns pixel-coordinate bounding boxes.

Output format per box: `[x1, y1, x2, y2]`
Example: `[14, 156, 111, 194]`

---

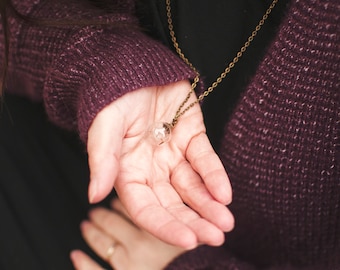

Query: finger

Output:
[87, 105, 125, 203]
[88, 207, 139, 244]
[118, 179, 225, 247]
[171, 160, 234, 233]
[70, 250, 103, 270]
[186, 132, 232, 205]
[111, 198, 131, 219]
[111, 189, 219, 246]
[115, 182, 199, 249]
[152, 180, 227, 246]
[80, 220, 126, 268]
[163, 200, 226, 246]
[149, 178, 229, 245]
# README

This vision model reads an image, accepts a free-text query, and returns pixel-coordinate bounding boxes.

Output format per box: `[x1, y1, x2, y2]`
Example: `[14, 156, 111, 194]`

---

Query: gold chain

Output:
[168, 0, 279, 127]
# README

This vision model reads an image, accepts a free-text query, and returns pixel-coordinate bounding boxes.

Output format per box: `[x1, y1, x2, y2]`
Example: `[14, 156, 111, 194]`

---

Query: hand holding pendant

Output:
[86, 80, 234, 248]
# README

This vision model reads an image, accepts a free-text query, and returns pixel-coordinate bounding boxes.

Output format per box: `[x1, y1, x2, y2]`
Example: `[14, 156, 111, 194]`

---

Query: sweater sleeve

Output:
[166, 0, 339, 269]
[166, 244, 334, 270]
[1, 0, 195, 142]
[165, 245, 255, 270]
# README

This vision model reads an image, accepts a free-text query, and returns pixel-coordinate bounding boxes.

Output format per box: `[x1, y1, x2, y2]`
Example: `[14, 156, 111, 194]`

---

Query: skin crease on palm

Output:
[86, 80, 235, 249]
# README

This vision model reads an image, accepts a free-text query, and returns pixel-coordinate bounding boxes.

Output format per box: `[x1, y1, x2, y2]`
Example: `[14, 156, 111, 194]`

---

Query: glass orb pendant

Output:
[147, 122, 172, 146]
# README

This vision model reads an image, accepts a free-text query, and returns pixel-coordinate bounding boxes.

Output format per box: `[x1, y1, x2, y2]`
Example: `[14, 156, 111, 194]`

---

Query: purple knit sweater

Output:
[1, 0, 339, 269]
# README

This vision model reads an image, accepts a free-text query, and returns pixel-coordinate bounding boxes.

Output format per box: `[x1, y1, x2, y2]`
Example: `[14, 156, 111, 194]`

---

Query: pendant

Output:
[147, 122, 172, 146]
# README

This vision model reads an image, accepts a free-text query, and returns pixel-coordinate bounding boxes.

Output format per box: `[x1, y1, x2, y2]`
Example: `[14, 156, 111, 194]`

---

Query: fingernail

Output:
[80, 220, 89, 230]
[88, 181, 97, 203]
[69, 250, 78, 260]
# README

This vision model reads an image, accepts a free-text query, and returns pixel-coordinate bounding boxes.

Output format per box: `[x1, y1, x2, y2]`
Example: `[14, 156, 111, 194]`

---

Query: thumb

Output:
[87, 152, 119, 203]
[87, 105, 125, 203]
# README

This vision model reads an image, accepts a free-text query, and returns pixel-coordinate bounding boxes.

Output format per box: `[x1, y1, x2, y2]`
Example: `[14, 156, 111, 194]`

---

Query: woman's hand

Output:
[87, 80, 234, 248]
[71, 199, 185, 270]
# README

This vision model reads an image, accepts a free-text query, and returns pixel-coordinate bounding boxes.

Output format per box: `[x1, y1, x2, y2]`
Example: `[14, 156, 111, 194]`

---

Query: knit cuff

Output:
[43, 27, 196, 142]
[165, 245, 255, 270]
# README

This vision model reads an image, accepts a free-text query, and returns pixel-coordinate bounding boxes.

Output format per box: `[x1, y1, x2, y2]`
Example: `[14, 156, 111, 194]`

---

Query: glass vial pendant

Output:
[147, 122, 172, 146]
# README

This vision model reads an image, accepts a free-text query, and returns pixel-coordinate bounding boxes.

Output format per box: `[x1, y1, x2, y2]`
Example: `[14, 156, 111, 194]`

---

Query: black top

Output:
[137, 0, 289, 149]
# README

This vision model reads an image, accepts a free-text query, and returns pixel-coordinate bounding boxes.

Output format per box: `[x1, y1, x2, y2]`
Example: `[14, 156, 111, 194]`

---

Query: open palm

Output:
[87, 80, 234, 248]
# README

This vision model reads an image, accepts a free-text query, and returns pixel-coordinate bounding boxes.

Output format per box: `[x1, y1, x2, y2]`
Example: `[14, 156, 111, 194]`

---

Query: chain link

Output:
[167, 0, 279, 127]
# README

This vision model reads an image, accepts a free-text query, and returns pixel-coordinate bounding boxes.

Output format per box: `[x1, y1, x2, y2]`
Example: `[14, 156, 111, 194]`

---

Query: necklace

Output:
[148, 0, 279, 145]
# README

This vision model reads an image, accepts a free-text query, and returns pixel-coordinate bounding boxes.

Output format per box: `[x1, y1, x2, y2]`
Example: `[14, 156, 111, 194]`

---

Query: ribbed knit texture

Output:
[2, 0, 196, 141]
[1, 0, 339, 269]
[43, 26, 195, 141]
[166, 0, 339, 269]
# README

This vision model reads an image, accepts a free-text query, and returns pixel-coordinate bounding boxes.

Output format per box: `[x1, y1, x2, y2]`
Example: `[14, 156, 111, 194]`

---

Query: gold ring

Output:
[106, 242, 117, 259]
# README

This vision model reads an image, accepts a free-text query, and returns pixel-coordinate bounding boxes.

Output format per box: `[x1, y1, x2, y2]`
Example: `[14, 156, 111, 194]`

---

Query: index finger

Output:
[186, 132, 232, 205]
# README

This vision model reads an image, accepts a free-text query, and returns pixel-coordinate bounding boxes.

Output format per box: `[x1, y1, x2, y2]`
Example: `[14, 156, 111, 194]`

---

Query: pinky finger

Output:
[70, 250, 103, 270]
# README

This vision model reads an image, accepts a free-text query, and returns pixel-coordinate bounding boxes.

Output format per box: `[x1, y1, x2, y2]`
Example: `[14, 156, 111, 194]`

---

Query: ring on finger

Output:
[106, 241, 118, 260]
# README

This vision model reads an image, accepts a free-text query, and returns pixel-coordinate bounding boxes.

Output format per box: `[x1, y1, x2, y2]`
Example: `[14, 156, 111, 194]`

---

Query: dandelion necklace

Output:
[148, 0, 279, 145]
